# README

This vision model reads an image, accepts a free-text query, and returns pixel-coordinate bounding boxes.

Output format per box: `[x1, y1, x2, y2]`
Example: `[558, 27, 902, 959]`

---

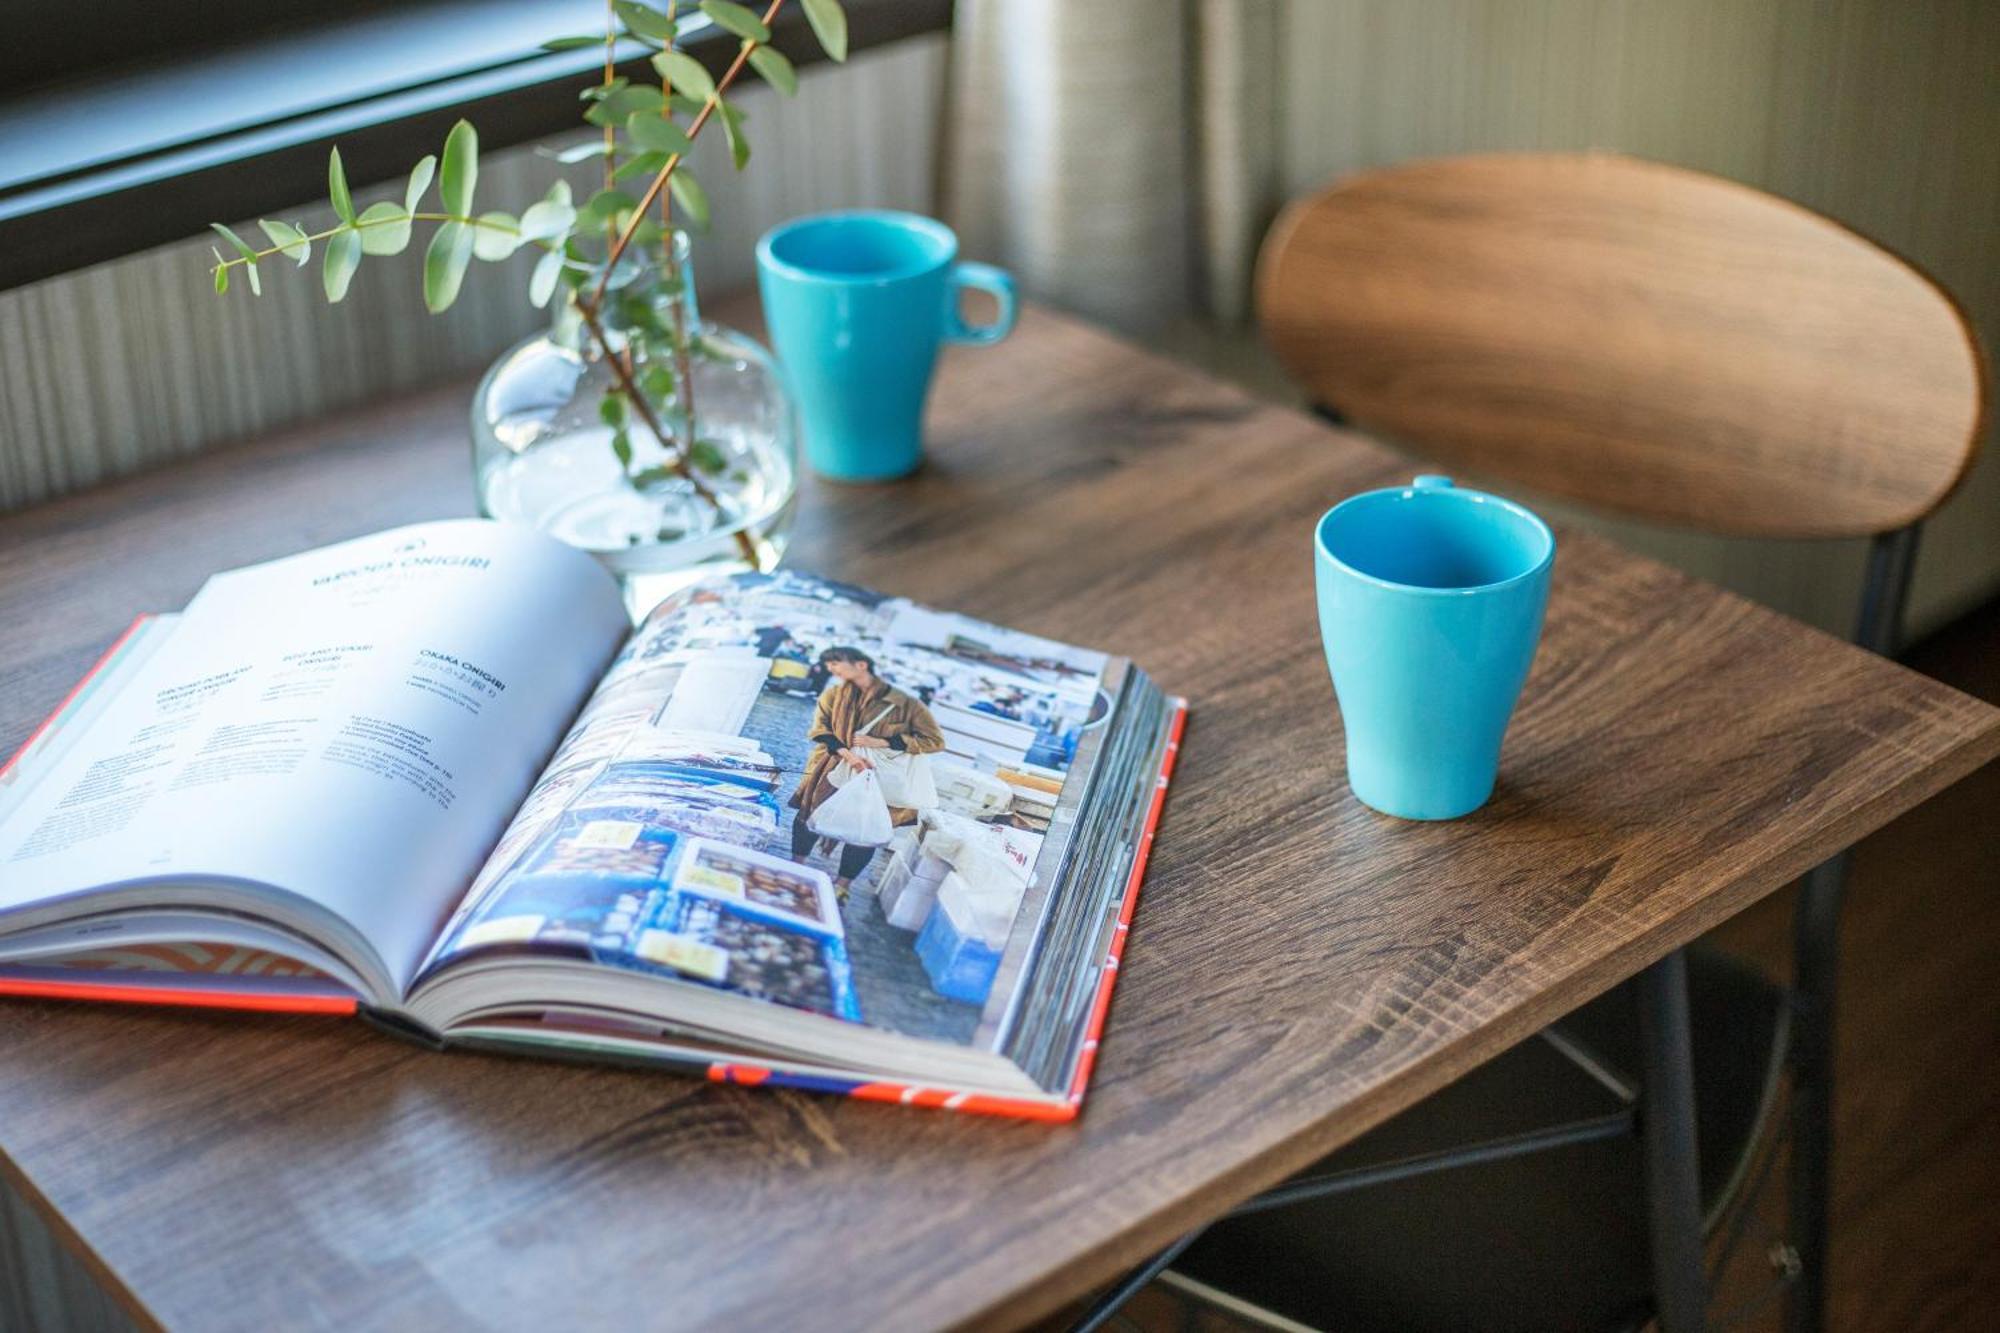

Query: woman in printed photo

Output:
[789, 646, 945, 900]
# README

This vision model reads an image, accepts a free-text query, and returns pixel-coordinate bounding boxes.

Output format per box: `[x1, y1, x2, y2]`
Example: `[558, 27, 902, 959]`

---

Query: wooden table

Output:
[2, 300, 1995, 1333]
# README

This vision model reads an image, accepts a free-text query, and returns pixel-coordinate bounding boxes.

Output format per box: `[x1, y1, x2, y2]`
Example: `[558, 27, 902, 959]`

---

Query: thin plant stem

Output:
[656, 0, 700, 462]
[605, 0, 633, 381]
[601, 0, 618, 195]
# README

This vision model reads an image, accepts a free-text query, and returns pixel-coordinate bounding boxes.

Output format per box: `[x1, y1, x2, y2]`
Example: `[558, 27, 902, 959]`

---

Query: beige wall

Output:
[1268, 0, 1999, 636]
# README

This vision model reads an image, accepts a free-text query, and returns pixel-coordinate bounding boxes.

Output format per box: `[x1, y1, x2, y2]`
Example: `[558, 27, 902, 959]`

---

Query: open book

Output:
[0, 521, 1184, 1120]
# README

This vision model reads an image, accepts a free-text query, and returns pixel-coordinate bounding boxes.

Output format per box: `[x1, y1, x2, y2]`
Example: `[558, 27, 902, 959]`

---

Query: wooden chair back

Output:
[1256, 153, 1985, 538]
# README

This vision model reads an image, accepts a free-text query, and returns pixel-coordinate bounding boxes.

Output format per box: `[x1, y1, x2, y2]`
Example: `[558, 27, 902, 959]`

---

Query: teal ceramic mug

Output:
[1314, 476, 1555, 820]
[756, 210, 1018, 481]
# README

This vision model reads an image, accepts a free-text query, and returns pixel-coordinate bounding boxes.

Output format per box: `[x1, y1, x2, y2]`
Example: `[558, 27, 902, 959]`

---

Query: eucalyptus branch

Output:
[208, 213, 540, 277]
[201, 0, 850, 564]
[589, 0, 785, 309]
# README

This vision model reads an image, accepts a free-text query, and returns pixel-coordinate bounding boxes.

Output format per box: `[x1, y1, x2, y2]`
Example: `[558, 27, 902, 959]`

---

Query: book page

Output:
[419, 569, 1113, 1048]
[0, 520, 630, 997]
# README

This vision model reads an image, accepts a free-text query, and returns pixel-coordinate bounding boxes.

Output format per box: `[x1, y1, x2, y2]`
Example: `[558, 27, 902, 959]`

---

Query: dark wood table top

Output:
[2, 300, 1996, 1332]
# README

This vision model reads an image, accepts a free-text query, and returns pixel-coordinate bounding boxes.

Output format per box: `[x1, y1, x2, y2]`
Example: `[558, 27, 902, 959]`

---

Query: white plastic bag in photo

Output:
[868, 749, 939, 810]
[833, 748, 938, 809]
[809, 767, 895, 846]
[827, 706, 939, 811]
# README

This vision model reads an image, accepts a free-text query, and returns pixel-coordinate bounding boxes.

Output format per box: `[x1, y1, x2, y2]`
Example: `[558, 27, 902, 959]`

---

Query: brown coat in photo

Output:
[791, 679, 946, 827]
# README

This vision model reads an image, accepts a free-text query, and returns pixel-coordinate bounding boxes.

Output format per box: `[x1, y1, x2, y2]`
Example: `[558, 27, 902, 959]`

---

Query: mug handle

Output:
[943, 262, 1018, 346]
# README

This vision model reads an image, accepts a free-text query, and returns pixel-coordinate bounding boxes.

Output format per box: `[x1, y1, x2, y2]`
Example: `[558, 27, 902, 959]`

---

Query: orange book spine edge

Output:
[0, 978, 358, 1016]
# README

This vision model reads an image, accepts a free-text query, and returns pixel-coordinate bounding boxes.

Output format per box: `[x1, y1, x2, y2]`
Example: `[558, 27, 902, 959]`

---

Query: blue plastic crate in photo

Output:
[512, 818, 681, 896]
[915, 896, 1003, 1006]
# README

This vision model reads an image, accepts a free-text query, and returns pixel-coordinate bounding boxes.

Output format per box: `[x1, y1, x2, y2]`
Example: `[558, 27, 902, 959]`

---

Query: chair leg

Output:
[1786, 852, 1849, 1333]
[1069, 1228, 1207, 1333]
[1639, 948, 1707, 1333]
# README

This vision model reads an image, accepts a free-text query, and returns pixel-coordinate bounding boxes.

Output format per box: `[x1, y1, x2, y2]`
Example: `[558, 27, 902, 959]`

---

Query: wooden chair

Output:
[1075, 154, 1985, 1333]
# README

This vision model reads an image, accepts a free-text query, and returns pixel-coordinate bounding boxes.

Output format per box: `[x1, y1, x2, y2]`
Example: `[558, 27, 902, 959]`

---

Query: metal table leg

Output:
[1640, 948, 1707, 1333]
[1786, 851, 1850, 1333]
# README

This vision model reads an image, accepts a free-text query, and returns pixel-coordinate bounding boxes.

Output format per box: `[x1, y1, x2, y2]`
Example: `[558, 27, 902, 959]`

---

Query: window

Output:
[0, 0, 948, 290]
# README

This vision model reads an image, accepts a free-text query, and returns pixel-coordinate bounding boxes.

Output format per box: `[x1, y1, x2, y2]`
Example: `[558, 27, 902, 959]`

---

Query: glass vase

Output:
[471, 233, 797, 618]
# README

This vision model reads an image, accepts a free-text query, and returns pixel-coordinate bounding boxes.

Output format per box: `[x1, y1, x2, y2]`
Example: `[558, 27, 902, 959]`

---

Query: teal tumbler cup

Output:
[756, 210, 1017, 482]
[1313, 476, 1554, 820]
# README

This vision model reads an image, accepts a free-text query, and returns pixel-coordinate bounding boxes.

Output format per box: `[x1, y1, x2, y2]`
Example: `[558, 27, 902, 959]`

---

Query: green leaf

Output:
[747, 45, 797, 96]
[582, 187, 640, 225]
[666, 170, 709, 230]
[580, 77, 630, 102]
[440, 120, 479, 216]
[518, 196, 578, 243]
[583, 84, 663, 126]
[613, 1, 676, 43]
[700, 0, 770, 42]
[243, 262, 262, 297]
[328, 148, 356, 224]
[529, 248, 566, 308]
[472, 212, 522, 261]
[552, 139, 613, 164]
[599, 392, 628, 428]
[423, 221, 475, 312]
[629, 464, 677, 489]
[640, 362, 677, 403]
[610, 428, 634, 469]
[213, 263, 228, 294]
[653, 50, 716, 102]
[613, 150, 671, 182]
[322, 229, 362, 302]
[689, 439, 728, 474]
[626, 114, 692, 155]
[618, 291, 665, 334]
[559, 239, 592, 289]
[258, 219, 311, 264]
[800, 0, 847, 62]
[356, 201, 413, 256]
[668, 92, 705, 116]
[209, 222, 256, 261]
[717, 101, 749, 170]
[404, 154, 437, 212]
[539, 34, 604, 51]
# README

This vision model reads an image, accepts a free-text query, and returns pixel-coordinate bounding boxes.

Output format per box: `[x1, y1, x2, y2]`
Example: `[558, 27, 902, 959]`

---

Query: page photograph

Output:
[429, 571, 1112, 1045]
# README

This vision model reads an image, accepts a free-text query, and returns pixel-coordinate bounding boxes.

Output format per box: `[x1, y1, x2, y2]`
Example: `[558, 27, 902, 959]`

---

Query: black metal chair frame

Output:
[1071, 521, 1922, 1333]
